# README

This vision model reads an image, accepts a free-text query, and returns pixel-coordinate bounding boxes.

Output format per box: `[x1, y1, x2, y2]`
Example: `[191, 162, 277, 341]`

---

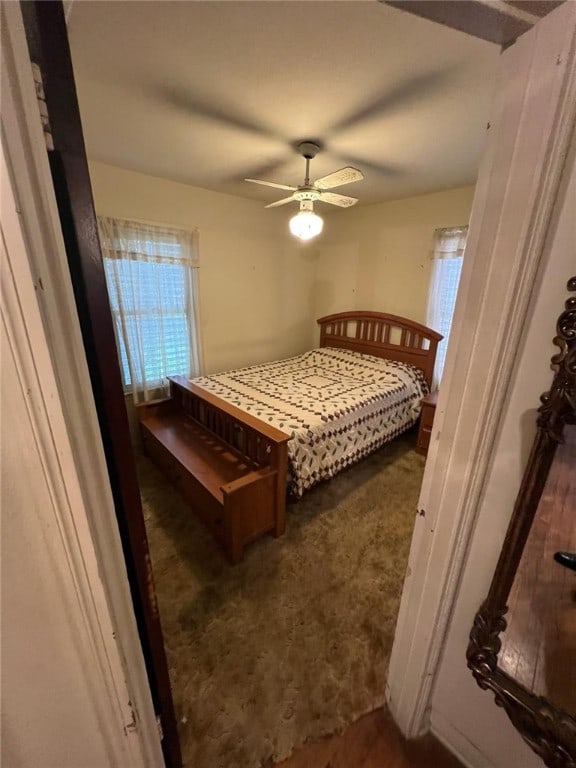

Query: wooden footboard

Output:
[138, 376, 291, 563]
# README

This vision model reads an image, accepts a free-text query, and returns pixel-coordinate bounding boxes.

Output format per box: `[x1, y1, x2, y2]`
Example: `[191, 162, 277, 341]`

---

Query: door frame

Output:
[2, 3, 177, 765]
[386, 0, 576, 742]
[18, 2, 181, 764]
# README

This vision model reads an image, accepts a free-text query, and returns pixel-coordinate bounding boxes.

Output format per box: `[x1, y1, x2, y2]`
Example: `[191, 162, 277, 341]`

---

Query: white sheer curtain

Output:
[426, 226, 467, 391]
[98, 216, 202, 404]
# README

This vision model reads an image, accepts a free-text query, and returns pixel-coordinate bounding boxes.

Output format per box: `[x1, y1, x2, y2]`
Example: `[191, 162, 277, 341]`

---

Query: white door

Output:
[387, 3, 576, 767]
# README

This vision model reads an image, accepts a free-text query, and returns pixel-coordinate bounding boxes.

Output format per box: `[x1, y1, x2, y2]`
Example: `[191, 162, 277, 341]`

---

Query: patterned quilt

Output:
[192, 347, 428, 497]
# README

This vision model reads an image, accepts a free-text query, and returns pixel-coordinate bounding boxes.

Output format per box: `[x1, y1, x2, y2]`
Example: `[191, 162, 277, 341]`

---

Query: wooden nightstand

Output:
[416, 391, 438, 456]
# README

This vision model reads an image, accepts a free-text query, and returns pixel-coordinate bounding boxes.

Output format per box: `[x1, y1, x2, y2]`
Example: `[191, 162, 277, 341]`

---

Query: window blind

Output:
[98, 216, 201, 403]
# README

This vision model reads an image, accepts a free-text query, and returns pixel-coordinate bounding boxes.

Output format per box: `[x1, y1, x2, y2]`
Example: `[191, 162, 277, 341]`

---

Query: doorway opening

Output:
[23, 2, 504, 766]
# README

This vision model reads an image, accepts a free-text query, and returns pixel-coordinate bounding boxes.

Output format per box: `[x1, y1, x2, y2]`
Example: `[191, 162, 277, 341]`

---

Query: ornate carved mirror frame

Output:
[467, 277, 576, 768]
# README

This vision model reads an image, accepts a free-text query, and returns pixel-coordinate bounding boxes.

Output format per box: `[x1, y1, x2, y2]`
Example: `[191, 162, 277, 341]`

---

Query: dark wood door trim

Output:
[20, 3, 181, 766]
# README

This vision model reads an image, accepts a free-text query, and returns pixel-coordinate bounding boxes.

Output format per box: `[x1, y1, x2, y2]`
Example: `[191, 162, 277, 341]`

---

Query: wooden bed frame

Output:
[138, 311, 442, 563]
[317, 311, 442, 390]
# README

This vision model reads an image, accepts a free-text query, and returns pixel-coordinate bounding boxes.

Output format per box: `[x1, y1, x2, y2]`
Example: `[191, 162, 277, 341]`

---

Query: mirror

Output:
[467, 276, 576, 768]
[499, 425, 576, 717]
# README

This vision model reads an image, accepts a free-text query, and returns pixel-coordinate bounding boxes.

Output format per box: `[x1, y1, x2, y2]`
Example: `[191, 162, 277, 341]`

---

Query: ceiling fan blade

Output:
[321, 192, 359, 208]
[331, 68, 452, 133]
[265, 196, 295, 209]
[245, 178, 297, 192]
[336, 153, 403, 177]
[314, 167, 364, 190]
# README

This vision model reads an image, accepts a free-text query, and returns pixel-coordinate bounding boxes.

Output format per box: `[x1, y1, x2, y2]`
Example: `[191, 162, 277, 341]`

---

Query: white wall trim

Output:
[1, 5, 163, 766]
[386, 1, 576, 738]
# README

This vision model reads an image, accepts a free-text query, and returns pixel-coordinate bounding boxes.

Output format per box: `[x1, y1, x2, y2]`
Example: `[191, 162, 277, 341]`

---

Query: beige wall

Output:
[314, 186, 475, 324]
[88, 161, 318, 374]
[89, 162, 475, 374]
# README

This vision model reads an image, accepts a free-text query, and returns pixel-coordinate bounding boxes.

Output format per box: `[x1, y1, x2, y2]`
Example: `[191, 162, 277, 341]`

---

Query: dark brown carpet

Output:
[139, 430, 425, 768]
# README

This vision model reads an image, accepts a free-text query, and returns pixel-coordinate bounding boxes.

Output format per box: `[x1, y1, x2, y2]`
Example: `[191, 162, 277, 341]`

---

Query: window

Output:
[98, 217, 201, 403]
[425, 226, 467, 390]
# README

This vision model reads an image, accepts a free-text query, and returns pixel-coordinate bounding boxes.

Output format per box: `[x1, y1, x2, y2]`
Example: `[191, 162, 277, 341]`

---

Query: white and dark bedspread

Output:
[192, 347, 428, 496]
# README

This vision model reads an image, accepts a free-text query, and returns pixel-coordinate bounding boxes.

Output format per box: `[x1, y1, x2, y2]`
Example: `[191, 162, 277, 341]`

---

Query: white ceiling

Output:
[68, 1, 501, 207]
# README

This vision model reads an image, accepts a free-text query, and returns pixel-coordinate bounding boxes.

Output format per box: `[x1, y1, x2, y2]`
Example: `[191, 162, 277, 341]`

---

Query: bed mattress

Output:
[192, 347, 428, 496]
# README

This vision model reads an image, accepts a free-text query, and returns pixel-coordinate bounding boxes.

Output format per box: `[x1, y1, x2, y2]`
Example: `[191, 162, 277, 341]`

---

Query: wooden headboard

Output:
[317, 311, 443, 390]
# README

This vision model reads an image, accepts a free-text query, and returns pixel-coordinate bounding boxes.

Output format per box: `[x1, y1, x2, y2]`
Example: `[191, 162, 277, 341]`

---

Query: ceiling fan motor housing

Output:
[294, 188, 321, 202]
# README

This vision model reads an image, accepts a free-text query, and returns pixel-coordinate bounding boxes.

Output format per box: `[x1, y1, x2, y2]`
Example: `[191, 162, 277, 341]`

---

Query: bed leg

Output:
[225, 526, 244, 564]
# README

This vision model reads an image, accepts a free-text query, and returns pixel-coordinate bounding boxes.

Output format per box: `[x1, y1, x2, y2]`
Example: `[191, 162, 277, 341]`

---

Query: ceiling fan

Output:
[245, 141, 364, 241]
[245, 141, 364, 209]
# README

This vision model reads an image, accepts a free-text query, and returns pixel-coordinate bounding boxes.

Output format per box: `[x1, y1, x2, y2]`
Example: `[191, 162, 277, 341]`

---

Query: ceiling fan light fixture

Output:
[289, 209, 324, 241]
[289, 200, 323, 241]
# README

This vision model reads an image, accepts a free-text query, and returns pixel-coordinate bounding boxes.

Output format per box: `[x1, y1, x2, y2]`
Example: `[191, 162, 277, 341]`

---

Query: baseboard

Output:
[430, 710, 494, 768]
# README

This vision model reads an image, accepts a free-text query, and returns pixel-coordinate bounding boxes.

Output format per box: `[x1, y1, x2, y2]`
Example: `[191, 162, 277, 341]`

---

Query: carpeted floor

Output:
[139, 429, 425, 768]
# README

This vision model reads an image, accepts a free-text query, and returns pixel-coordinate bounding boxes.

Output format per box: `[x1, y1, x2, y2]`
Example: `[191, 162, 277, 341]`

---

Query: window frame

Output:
[98, 216, 201, 400]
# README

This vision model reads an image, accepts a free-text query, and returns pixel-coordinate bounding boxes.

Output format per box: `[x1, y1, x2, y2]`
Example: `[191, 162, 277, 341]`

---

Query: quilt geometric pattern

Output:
[193, 347, 428, 496]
